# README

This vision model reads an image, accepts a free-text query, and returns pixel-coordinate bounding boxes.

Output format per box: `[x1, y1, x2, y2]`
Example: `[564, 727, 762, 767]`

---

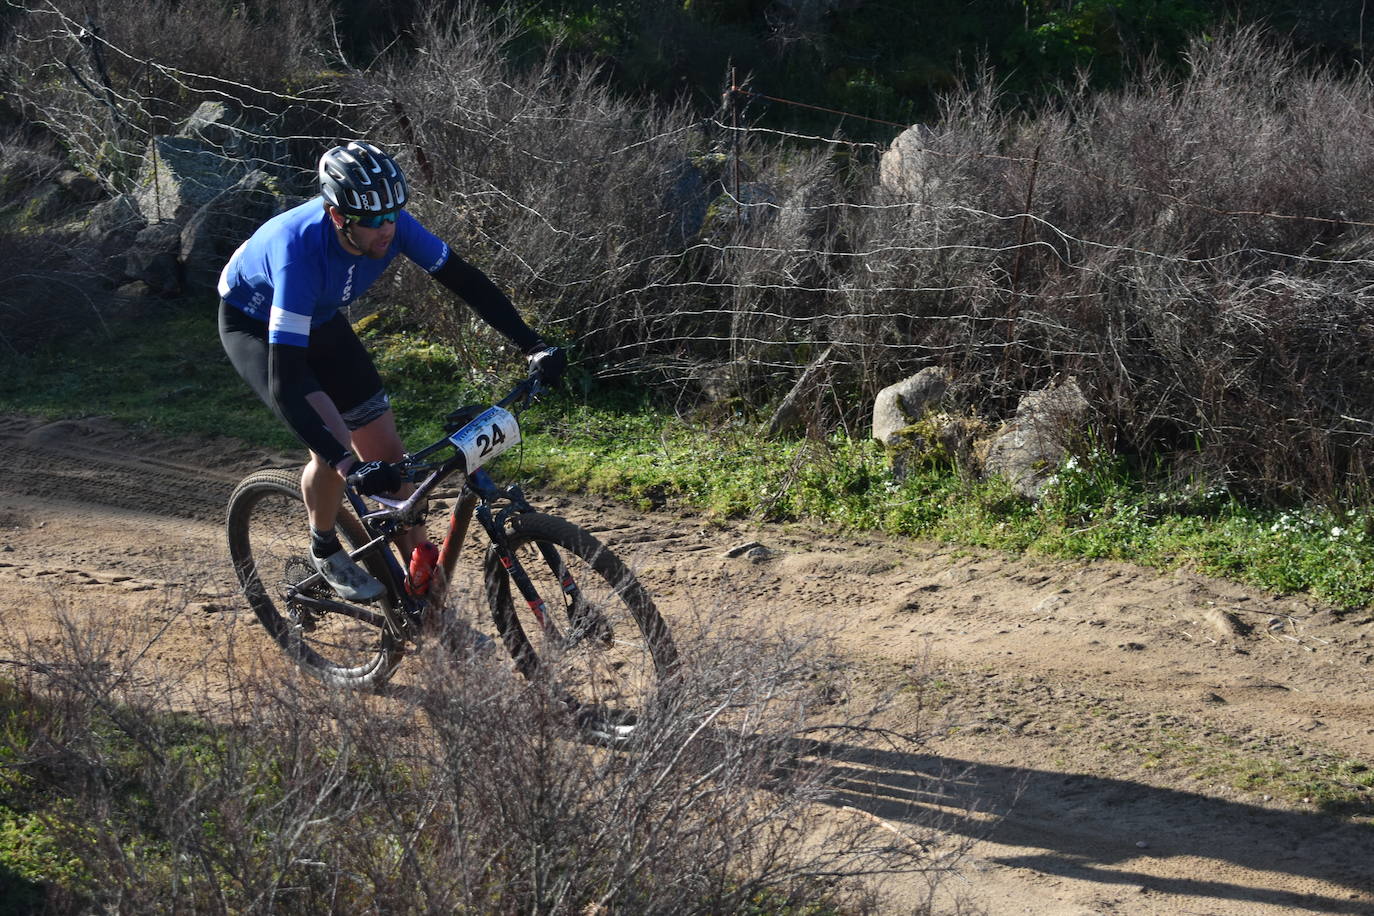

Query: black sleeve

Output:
[430, 254, 542, 353]
[268, 343, 351, 467]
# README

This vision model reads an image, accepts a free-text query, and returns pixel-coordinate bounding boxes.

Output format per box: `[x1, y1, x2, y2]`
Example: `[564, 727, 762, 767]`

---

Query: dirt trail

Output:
[1, 414, 1371, 915]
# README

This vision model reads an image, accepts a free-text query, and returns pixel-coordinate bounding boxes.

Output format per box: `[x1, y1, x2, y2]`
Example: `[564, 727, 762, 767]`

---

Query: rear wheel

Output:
[227, 468, 404, 689]
[485, 513, 677, 735]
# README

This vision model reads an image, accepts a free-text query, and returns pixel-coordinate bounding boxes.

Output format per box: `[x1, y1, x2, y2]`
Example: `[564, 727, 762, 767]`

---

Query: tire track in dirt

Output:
[0, 416, 274, 522]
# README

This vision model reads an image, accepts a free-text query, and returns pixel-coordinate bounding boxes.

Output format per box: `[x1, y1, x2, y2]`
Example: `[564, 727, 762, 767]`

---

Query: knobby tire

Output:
[226, 468, 404, 689]
[484, 513, 677, 731]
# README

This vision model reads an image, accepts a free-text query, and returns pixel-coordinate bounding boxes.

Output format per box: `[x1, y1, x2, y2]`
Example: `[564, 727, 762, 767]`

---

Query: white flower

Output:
[1331, 527, 1346, 538]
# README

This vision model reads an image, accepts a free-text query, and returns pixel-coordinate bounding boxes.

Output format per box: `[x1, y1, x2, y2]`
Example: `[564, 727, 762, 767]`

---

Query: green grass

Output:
[5, 302, 1374, 608]
[1108, 728, 1374, 816]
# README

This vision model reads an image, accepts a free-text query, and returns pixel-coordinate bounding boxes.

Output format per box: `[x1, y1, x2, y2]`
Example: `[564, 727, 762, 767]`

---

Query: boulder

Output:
[177, 101, 249, 151]
[878, 123, 940, 199]
[133, 135, 247, 224]
[662, 161, 711, 245]
[982, 377, 1091, 499]
[180, 170, 295, 291]
[889, 413, 990, 481]
[872, 367, 950, 445]
[693, 357, 753, 403]
[56, 169, 102, 203]
[85, 193, 145, 237]
[124, 221, 184, 296]
[83, 194, 147, 281]
[17, 184, 70, 224]
[774, 167, 840, 253]
[176, 100, 285, 169]
[705, 180, 778, 234]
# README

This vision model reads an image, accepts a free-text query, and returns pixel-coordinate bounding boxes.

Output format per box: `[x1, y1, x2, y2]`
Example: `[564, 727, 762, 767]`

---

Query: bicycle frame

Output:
[306, 375, 584, 646]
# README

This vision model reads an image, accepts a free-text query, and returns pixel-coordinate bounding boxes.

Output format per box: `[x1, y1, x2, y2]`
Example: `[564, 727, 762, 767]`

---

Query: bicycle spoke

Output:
[487, 514, 676, 732]
[228, 468, 402, 687]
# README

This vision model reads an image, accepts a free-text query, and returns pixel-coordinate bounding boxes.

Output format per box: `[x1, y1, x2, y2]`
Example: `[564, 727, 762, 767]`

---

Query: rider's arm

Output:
[268, 343, 354, 471]
[429, 253, 543, 353]
[395, 213, 543, 353]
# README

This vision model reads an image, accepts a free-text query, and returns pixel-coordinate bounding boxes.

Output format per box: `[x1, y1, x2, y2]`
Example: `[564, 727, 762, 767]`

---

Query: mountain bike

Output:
[225, 372, 677, 733]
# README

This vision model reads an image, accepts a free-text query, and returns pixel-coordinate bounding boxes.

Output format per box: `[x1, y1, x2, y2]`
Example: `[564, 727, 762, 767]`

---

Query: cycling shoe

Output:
[311, 548, 384, 603]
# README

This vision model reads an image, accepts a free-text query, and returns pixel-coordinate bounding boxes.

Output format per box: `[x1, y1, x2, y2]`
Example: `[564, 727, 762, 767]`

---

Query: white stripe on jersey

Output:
[269, 309, 311, 341]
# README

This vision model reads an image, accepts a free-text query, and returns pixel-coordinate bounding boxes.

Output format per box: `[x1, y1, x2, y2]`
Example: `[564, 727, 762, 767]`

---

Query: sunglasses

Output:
[348, 211, 398, 229]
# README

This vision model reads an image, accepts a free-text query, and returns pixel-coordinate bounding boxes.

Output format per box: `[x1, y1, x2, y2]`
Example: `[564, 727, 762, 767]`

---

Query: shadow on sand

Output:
[788, 736, 1373, 914]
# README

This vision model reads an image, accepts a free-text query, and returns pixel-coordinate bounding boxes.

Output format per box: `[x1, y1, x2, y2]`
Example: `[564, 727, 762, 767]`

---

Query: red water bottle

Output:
[406, 541, 440, 596]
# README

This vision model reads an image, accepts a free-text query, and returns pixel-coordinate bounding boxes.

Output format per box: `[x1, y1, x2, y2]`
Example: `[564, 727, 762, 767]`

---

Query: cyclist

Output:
[218, 140, 565, 603]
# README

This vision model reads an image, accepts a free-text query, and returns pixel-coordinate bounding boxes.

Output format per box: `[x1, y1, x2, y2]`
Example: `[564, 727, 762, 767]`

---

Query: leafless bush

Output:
[7, 1, 1364, 498]
[2, 0, 335, 191]
[0, 131, 110, 353]
[802, 28, 1374, 499]
[0, 589, 970, 914]
[353, 6, 709, 378]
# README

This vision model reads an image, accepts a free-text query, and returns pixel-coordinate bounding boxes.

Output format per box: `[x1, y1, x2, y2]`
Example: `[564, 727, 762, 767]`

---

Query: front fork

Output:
[470, 472, 592, 643]
[477, 503, 560, 639]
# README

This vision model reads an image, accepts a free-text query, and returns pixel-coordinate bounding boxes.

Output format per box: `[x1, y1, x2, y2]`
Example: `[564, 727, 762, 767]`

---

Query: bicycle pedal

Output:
[288, 608, 319, 632]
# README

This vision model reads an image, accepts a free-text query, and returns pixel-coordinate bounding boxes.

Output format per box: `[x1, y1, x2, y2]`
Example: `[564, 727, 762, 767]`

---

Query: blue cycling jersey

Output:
[217, 198, 450, 347]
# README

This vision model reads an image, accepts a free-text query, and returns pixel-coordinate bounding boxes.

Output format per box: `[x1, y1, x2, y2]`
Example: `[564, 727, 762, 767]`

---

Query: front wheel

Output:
[226, 468, 404, 689]
[485, 513, 677, 733]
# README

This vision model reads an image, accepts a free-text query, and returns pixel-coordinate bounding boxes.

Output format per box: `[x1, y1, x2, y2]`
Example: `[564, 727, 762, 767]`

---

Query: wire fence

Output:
[6, 1, 1374, 497]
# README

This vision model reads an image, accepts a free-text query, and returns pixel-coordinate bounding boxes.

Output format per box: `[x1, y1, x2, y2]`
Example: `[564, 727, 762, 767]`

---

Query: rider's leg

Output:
[302, 449, 345, 532]
[350, 408, 426, 558]
[296, 389, 388, 603]
[301, 389, 353, 534]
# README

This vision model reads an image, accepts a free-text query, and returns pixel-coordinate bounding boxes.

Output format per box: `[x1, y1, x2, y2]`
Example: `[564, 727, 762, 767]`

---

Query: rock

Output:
[662, 160, 711, 245]
[83, 193, 148, 282]
[723, 541, 778, 562]
[774, 161, 841, 251]
[133, 135, 248, 224]
[878, 123, 941, 198]
[724, 541, 766, 558]
[872, 367, 950, 444]
[982, 377, 1091, 499]
[889, 413, 989, 481]
[85, 192, 145, 238]
[56, 169, 102, 202]
[704, 180, 779, 236]
[124, 221, 184, 295]
[17, 184, 69, 223]
[177, 101, 251, 153]
[180, 169, 296, 291]
[115, 280, 155, 299]
[693, 357, 753, 403]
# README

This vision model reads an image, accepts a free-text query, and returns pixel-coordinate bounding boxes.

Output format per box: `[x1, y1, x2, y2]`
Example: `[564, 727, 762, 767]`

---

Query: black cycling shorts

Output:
[219, 301, 389, 431]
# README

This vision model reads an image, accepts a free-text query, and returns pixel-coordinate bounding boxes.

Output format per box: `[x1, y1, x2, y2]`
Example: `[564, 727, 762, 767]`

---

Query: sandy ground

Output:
[0, 413, 1371, 915]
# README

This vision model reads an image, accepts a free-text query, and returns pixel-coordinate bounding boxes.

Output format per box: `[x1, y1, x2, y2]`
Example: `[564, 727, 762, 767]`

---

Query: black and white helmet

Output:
[319, 140, 408, 216]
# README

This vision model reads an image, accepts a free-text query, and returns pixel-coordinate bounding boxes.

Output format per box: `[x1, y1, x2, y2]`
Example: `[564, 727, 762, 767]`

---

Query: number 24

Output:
[475, 423, 506, 456]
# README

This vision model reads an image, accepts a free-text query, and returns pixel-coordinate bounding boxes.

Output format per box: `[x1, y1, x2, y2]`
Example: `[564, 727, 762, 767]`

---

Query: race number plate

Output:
[448, 406, 521, 471]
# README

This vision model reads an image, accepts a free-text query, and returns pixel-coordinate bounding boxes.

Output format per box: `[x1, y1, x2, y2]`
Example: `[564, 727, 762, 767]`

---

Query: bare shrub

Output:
[0, 589, 970, 914]
[2, 0, 336, 191]
[7, 3, 1364, 499]
[819, 27, 1374, 500]
[353, 7, 714, 383]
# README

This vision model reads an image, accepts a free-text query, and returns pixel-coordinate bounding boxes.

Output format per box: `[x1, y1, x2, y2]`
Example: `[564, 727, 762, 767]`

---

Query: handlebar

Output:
[342, 369, 552, 529]
[346, 370, 547, 486]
